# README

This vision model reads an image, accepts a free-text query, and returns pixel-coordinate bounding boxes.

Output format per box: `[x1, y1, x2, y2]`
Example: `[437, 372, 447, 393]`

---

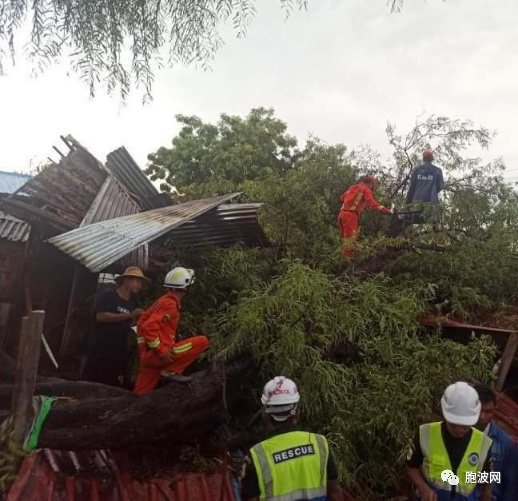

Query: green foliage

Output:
[250, 139, 355, 265]
[147, 108, 297, 196]
[0, 1, 310, 99]
[208, 261, 496, 495]
[147, 109, 514, 499]
[385, 233, 518, 318]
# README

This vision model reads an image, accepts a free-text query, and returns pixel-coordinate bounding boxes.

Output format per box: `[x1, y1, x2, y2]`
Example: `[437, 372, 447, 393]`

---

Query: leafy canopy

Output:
[147, 109, 515, 498]
[1, 1, 420, 98]
[0, 0, 310, 99]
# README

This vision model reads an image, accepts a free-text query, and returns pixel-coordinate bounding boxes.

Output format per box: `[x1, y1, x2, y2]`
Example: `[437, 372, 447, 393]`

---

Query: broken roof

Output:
[0, 211, 30, 242]
[164, 203, 267, 248]
[0, 171, 31, 241]
[1, 137, 153, 269]
[47, 194, 242, 272]
[3, 143, 107, 230]
[106, 146, 169, 210]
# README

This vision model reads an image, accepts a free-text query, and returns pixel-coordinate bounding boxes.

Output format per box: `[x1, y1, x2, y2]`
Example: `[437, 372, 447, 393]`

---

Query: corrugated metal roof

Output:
[42, 449, 118, 475]
[0, 171, 31, 194]
[106, 147, 164, 210]
[0, 210, 30, 242]
[47, 194, 241, 272]
[8, 451, 237, 501]
[81, 176, 149, 269]
[81, 176, 141, 226]
[164, 203, 267, 248]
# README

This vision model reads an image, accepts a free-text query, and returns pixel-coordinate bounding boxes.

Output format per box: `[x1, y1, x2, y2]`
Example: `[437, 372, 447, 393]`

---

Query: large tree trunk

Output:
[0, 350, 252, 451]
[0, 380, 129, 408]
[0, 346, 253, 451]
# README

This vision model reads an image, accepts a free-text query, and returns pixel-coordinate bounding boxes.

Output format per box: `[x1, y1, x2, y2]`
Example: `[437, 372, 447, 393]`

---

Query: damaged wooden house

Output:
[0, 136, 266, 376]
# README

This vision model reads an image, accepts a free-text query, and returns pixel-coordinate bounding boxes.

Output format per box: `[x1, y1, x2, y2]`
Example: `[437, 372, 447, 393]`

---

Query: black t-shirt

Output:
[241, 426, 338, 501]
[406, 422, 491, 478]
[89, 289, 135, 360]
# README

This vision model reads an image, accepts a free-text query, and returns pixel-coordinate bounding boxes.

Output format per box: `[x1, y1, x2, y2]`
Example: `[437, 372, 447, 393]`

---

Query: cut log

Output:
[35, 357, 251, 451]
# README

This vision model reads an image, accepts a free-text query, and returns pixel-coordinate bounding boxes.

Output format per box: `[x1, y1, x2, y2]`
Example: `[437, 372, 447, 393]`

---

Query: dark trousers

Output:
[83, 355, 128, 388]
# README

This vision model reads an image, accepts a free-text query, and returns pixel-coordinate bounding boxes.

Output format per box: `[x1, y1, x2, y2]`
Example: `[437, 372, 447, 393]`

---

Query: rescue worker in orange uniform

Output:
[338, 175, 392, 256]
[134, 267, 209, 395]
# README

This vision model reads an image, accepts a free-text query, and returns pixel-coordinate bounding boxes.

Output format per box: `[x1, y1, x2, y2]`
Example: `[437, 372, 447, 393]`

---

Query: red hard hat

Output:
[423, 150, 434, 160]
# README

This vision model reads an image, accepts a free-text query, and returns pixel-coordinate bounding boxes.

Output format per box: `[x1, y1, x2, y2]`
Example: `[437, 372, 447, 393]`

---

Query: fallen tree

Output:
[1, 352, 252, 451]
[3, 112, 516, 501]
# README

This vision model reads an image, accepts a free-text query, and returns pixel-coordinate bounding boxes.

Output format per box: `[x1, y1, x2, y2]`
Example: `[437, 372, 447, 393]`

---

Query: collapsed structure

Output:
[0, 136, 266, 375]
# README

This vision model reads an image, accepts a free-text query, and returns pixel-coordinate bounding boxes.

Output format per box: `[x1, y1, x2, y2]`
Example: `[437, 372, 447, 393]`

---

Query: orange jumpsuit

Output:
[338, 182, 390, 256]
[134, 291, 209, 395]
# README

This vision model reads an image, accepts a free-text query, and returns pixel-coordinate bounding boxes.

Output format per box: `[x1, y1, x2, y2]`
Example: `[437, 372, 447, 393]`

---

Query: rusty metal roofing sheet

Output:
[106, 146, 161, 210]
[0, 210, 30, 242]
[0, 171, 31, 194]
[165, 203, 267, 248]
[420, 316, 517, 334]
[7, 450, 237, 501]
[47, 194, 240, 272]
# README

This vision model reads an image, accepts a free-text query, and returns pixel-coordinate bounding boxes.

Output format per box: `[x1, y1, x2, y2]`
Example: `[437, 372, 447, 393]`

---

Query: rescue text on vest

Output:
[272, 444, 315, 464]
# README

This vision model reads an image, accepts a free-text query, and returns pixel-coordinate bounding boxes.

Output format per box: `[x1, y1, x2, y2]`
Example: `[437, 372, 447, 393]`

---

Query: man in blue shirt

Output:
[405, 150, 444, 231]
[474, 384, 518, 501]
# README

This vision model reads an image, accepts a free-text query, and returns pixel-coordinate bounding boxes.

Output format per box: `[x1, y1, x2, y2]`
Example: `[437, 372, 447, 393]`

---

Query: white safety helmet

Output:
[261, 376, 300, 422]
[164, 267, 195, 289]
[441, 381, 481, 426]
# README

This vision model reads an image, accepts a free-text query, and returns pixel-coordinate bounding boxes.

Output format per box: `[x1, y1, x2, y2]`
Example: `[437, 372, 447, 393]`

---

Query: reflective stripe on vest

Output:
[136, 336, 145, 345]
[250, 431, 329, 501]
[173, 342, 192, 354]
[420, 422, 492, 498]
[349, 192, 363, 211]
[147, 338, 160, 349]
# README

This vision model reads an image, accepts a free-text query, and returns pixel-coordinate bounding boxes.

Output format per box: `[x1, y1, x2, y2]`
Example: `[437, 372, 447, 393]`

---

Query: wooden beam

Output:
[1, 198, 74, 232]
[60, 266, 80, 356]
[495, 332, 518, 392]
[10, 310, 45, 445]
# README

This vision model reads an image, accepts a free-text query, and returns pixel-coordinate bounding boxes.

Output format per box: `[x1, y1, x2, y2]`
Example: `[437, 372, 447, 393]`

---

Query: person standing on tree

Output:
[406, 382, 492, 501]
[84, 266, 148, 388]
[405, 150, 444, 230]
[241, 376, 343, 501]
[338, 175, 392, 256]
[134, 267, 210, 395]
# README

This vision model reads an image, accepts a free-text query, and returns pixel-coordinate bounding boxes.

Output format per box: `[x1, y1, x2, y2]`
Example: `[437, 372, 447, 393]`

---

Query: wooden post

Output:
[10, 310, 45, 445]
[60, 265, 80, 356]
[495, 331, 518, 392]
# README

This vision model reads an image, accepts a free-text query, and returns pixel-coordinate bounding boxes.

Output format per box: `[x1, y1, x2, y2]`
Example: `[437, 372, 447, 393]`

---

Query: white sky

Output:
[1, 0, 517, 181]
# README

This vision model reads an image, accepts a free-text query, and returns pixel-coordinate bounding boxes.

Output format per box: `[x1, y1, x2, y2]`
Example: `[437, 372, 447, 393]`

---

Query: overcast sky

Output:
[1, 0, 517, 181]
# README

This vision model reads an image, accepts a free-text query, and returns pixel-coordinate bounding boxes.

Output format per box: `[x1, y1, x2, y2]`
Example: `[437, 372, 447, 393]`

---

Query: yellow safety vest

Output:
[250, 430, 329, 501]
[420, 422, 492, 499]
